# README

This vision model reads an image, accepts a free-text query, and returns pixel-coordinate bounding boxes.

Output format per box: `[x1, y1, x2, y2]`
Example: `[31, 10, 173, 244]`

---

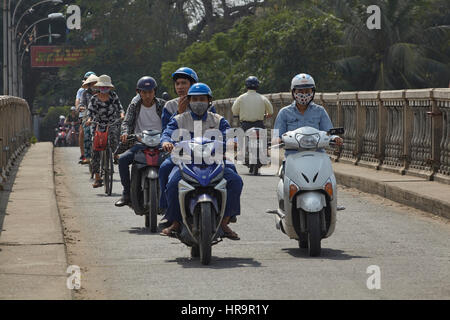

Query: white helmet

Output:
[291, 73, 316, 91]
[59, 115, 65, 120]
[70, 106, 76, 111]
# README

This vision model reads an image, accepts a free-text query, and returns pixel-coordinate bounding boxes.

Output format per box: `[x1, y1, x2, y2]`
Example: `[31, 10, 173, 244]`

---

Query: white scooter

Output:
[268, 126, 344, 256]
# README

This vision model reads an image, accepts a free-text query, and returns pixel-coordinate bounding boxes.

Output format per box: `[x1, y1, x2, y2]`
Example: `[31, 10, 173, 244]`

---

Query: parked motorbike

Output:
[129, 130, 167, 233]
[172, 138, 227, 265]
[54, 126, 67, 147]
[268, 126, 344, 256]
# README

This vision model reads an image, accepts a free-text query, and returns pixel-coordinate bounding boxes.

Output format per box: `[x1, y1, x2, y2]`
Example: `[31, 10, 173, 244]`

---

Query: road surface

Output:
[54, 147, 450, 300]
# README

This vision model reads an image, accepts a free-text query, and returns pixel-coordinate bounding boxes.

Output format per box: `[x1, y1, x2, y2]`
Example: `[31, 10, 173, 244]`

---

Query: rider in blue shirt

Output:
[274, 73, 342, 156]
[160, 83, 243, 240]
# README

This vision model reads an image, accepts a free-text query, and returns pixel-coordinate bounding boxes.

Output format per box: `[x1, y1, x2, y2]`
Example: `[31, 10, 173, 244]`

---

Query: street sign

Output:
[30, 46, 94, 68]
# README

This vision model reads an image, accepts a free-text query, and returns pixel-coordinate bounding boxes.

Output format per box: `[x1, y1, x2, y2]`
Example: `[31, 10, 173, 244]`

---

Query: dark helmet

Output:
[137, 76, 157, 92]
[245, 76, 260, 90]
[161, 92, 170, 101]
[172, 67, 199, 84]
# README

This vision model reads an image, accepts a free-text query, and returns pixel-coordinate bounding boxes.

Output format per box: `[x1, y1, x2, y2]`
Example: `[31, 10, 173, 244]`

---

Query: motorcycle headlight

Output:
[142, 134, 161, 147]
[298, 134, 320, 149]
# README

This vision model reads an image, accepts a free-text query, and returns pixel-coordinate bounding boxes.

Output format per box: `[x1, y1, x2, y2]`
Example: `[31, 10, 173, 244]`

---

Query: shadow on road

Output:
[282, 248, 369, 260]
[166, 256, 263, 269]
[96, 193, 121, 197]
[120, 227, 161, 236]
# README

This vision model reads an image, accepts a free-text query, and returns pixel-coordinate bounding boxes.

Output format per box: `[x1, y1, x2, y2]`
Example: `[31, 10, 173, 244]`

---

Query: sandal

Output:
[160, 222, 180, 237]
[222, 225, 240, 240]
[92, 179, 103, 188]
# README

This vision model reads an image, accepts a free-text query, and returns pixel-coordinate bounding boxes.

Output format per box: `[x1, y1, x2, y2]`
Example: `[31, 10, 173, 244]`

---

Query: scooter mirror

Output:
[328, 127, 344, 135]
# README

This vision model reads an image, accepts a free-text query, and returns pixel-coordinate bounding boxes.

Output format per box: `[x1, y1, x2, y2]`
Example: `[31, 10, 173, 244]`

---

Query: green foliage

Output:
[39, 106, 71, 142]
[162, 7, 346, 99]
[332, 0, 450, 89]
[30, 136, 38, 145]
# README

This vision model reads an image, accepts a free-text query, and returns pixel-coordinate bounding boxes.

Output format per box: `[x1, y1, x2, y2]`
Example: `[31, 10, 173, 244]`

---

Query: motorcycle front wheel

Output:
[130, 165, 146, 215]
[145, 179, 158, 233]
[199, 202, 213, 265]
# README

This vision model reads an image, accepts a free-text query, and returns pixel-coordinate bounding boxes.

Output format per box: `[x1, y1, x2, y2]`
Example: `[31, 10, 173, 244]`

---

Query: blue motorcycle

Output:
[174, 137, 227, 265]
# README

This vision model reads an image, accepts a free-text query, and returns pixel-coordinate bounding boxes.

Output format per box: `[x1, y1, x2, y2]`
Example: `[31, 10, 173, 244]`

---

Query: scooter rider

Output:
[158, 67, 217, 222]
[115, 76, 166, 207]
[232, 76, 273, 131]
[160, 83, 243, 240]
[273, 73, 343, 153]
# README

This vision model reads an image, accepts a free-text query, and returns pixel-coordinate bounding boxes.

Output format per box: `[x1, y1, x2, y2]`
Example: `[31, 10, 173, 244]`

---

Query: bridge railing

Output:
[0, 96, 32, 189]
[214, 88, 450, 184]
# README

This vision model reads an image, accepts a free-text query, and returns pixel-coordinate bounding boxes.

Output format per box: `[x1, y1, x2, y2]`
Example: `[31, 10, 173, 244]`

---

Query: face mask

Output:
[294, 92, 313, 105]
[99, 87, 111, 94]
[190, 102, 209, 116]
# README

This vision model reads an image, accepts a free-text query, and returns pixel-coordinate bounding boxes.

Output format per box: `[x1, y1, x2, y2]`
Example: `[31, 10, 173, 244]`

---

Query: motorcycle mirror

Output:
[328, 128, 344, 135]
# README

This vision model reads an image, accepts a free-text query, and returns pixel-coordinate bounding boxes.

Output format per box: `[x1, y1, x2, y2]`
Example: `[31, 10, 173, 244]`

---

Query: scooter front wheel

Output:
[307, 212, 322, 257]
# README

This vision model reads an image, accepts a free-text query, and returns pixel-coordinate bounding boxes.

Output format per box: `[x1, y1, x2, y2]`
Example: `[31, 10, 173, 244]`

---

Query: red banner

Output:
[30, 46, 95, 68]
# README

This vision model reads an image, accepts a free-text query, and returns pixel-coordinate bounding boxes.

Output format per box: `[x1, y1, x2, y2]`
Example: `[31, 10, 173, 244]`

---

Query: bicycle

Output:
[91, 118, 122, 196]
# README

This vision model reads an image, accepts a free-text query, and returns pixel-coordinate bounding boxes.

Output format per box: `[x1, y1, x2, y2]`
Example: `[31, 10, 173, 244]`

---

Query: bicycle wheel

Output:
[104, 148, 113, 196]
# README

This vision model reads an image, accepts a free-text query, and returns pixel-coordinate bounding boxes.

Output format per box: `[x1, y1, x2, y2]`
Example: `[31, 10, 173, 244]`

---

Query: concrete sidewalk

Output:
[333, 162, 450, 219]
[0, 143, 71, 300]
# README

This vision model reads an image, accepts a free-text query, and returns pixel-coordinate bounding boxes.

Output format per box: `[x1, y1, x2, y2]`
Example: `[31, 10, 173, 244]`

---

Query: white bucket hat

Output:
[94, 75, 115, 89]
[83, 74, 99, 86]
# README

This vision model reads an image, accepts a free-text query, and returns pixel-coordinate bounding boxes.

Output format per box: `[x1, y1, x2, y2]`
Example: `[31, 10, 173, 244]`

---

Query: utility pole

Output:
[3, 0, 8, 95]
[7, 0, 12, 95]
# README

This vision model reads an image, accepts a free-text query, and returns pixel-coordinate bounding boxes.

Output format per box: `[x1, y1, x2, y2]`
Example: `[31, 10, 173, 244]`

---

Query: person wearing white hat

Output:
[86, 75, 125, 188]
[78, 74, 99, 164]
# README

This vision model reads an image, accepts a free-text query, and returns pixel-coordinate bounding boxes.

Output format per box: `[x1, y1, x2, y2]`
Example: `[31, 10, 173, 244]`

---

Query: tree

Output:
[331, 0, 450, 90]
[161, 6, 346, 99]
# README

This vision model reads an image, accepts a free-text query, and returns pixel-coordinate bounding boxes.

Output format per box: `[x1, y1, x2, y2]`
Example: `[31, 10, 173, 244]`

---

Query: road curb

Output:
[335, 171, 450, 220]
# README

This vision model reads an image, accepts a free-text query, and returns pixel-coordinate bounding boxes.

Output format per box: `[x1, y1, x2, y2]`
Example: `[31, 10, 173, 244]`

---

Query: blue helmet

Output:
[84, 71, 96, 80]
[187, 83, 213, 99]
[245, 76, 260, 90]
[137, 76, 157, 91]
[172, 67, 199, 84]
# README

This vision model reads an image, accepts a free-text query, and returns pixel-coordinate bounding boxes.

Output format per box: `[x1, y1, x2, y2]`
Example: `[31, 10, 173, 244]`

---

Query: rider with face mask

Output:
[273, 73, 343, 155]
[160, 83, 243, 240]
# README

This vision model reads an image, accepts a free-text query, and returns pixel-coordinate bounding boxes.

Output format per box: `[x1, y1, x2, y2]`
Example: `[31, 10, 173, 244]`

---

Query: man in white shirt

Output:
[115, 76, 165, 207]
[231, 76, 274, 131]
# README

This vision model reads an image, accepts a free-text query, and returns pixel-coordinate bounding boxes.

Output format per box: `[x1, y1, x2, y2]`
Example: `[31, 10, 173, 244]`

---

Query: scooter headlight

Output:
[142, 133, 161, 147]
[297, 134, 320, 149]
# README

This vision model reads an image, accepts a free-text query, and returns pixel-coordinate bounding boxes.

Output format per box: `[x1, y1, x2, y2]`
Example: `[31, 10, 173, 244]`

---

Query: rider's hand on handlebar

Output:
[332, 137, 344, 147]
[121, 134, 128, 143]
[162, 142, 174, 153]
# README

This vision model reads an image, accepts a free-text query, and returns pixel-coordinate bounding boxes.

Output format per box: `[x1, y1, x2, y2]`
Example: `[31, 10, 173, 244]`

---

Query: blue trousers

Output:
[118, 144, 146, 198]
[159, 157, 176, 209]
[165, 162, 243, 223]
